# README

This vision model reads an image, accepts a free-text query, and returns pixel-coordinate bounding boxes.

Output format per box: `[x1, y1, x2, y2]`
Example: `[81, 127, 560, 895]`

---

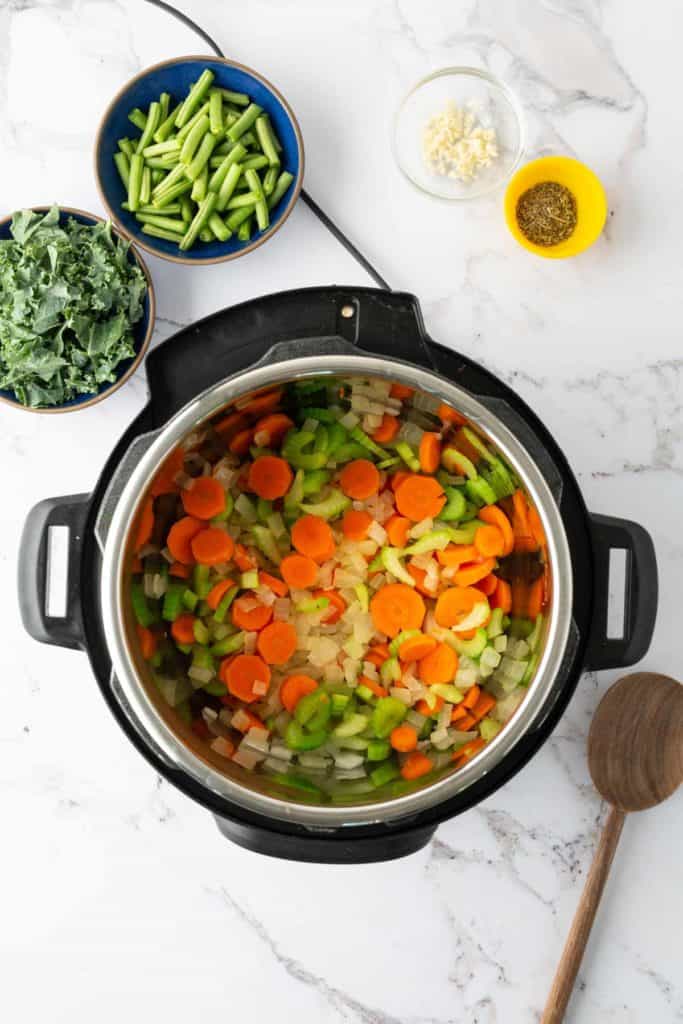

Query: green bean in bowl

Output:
[96, 59, 303, 263]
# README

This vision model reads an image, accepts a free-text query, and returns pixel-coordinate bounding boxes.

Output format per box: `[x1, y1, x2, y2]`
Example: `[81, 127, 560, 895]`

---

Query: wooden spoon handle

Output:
[541, 806, 626, 1024]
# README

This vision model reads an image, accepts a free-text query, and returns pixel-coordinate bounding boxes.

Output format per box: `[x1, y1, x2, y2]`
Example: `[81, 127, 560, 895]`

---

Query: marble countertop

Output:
[2, 1, 681, 1021]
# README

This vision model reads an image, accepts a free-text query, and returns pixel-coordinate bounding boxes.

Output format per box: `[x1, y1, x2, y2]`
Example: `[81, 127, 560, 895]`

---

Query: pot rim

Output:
[98, 350, 573, 827]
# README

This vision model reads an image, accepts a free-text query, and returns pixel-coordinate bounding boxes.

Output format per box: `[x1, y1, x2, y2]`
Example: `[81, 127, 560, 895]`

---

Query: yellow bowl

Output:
[504, 156, 607, 258]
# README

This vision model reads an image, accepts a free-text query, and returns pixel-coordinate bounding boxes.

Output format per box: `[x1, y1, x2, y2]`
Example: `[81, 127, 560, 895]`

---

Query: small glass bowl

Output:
[393, 67, 525, 201]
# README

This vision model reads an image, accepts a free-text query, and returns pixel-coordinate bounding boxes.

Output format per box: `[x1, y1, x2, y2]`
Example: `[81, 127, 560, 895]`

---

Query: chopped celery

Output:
[176, 642, 193, 654]
[131, 583, 156, 627]
[234, 493, 257, 522]
[302, 469, 330, 495]
[479, 717, 502, 741]
[213, 584, 239, 623]
[465, 477, 498, 507]
[210, 631, 245, 656]
[193, 619, 210, 645]
[355, 684, 376, 704]
[313, 424, 329, 454]
[284, 720, 328, 751]
[522, 650, 539, 685]
[182, 588, 199, 612]
[349, 424, 388, 459]
[371, 696, 407, 738]
[256, 497, 273, 522]
[509, 617, 534, 638]
[354, 583, 369, 613]
[211, 491, 234, 524]
[442, 448, 477, 479]
[332, 712, 367, 738]
[366, 739, 391, 761]
[241, 570, 259, 589]
[295, 596, 329, 613]
[294, 691, 331, 731]
[430, 683, 464, 703]
[204, 680, 228, 696]
[403, 529, 452, 556]
[193, 564, 212, 599]
[300, 488, 351, 520]
[487, 607, 505, 638]
[493, 634, 508, 653]
[482, 460, 516, 499]
[380, 546, 414, 586]
[527, 614, 544, 652]
[332, 441, 368, 463]
[162, 583, 185, 621]
[394, 440, 420, 471]
[281, 429, 328, 470]
[479, 646, 502, 676]
[378, 455, 400, 469]
[370, 760, 400, 787]
[251, 524, 281, 564]
[438, 487, 467, 522]
[389, 629, 422, 657]
[451, 628, 488, 658]
[298, 406, 336, 423]
[283, 468, 305, 519]
[445, 521, 480, 544]
[335, 735, 369, 750]
[460, 427, 496, 466]
[380, 656, 401, 684]
[192, 645, 215, 671]
[326, 421, 348, 455]
[330, 693, 351, 716]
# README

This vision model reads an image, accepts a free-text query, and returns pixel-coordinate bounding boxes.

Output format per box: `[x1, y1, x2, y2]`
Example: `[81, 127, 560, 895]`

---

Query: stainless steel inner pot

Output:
[96, 347, 572, 828]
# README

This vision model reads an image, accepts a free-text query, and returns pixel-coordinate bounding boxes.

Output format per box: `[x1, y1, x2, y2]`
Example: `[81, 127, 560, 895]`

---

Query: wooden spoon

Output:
[541, 672, 683, 1024]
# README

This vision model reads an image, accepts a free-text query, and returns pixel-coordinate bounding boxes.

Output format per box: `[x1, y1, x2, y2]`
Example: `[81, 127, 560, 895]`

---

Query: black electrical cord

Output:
[142, 0, 391, 290]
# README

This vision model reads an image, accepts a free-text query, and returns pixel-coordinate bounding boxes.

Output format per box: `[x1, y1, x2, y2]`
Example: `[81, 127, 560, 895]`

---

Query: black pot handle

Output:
[213, 813, 436, 863]
[18, 493, 89, 651]
[585, 513, 658, 671]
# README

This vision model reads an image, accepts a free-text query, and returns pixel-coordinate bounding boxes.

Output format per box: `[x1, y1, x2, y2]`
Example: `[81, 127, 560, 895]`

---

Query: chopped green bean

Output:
[128, 107, 147, 131]
[117, 137, 134, 158]
[127, 153, 143, 212]
[267, 170, 294, 209]
[191, 165, 209, 202]
[245, 168, 269, 231]
[123, 201, 182, 215]
[151, 169, 164, 186]
[153, 179, 193, 207]
[208, 212, 232, 241]
[255, 115, 280, 167]
[180, 191, 218, 250]
[175, 68, 214, 129]
[262, 166, 278, 196]
[237, 216, 252, 241]
[241, 154, 269, 171]
[199, 227, 213, 242]
[134, 212, 186, 233]
[139, 166, 151, 205]
[215, 162, 243, 212]
[151, 163, 186, 198]
[218, 87, 250, 106]
[225, 191, 259, 210]
[226, 204, 255, 231]
[142, 139, 180, 158]
[209, 89, 223, 134]
[175, 100, 210, 143]
[113, 151, 130, 188]
[136, 100, 161, 153]
[180, 114, 210, 165]
[227, 102, 262, 142]
[144, 156, 179, 170]
[153, 101, 182, 143]
[186, 131, 218, 181]
[180, 195, 194, 222]
[207, 143, 246, 192]
[159, 91, 170, 121]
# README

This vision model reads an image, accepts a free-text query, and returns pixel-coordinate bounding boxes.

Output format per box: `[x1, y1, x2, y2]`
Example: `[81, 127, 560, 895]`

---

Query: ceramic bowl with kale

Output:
[0, 206, 155, 413]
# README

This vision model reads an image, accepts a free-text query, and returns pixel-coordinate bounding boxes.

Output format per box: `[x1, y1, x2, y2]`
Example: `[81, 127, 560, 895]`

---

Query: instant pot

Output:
[19, 287, 657, 862]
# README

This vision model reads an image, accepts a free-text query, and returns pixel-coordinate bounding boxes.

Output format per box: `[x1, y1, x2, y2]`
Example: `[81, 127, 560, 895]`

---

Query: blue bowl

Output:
[0, 206, 154, 413]
[95, 56, 305, 264]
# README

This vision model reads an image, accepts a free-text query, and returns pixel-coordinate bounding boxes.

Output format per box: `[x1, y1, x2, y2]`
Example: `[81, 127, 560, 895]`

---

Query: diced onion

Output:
[232, 745, 264, 770]
[243, 631, 258, 655]
[189, 665, 215, 684]
[339, 411, 359, 430]
[210, 737, 234, 758]
[389, 687, 412, 706]
[367, 521, 387, 546]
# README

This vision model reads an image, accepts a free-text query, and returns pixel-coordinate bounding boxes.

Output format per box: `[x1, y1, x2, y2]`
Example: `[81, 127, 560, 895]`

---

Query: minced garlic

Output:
[422, 101, 499, 182]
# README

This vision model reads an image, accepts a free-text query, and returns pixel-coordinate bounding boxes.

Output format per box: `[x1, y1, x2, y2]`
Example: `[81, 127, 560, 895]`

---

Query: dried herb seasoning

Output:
[515, 181, 577, 246]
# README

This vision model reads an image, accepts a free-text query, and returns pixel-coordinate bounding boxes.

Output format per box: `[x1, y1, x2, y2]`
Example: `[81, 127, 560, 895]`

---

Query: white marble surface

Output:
[1, 1, 681, 1021]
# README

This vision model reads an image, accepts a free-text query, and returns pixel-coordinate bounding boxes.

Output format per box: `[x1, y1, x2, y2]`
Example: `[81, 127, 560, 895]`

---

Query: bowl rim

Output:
[94, 54, 305, 266]
[0, 205, 155, 415]
[392, 65, 526, 202]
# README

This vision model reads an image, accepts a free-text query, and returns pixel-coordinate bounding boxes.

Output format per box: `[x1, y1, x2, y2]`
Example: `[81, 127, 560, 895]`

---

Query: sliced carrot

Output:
[390, 470, 413, 493]
[372, 414, 399, 443]
[389, 383, 414, 400]
[434, 586, 482, 628]
[233, 543, 256, 572]
[419, 432, 441, 474]
[394, 475, 446, 521]
[473, 573, 497, 597]
[222, 654, 271, 704]
[453, 558, 497, 588]
[182, 476, 226, 520]
[490, 577, 512, 614]
[280, 674, 318, 713]
[253, 413, 294, 448]
[528, 505, 547, 548]
[450, 704, 469, 725]
[452, 737, 486, 765]
[406, 563, 436, 598]
[236, 389, 283, 416]
[418, 642, 459, 685]
[474, 524, 505, 558]
[462, 684, 481, 710]
[136, 625, 157, 660]
[472, 692, 496, 722]
[213, 411, 248, 443]
[438, 403, 466, 426]
[171, 613, 196, 646]
[257, 621, 298, 665]
[167, 516, 203, 565]
[206, 578, 236, 611]
[231, 708, 267, 733]
[454, 713, 477, 732]
[390, 724, 418, 752]
[150, 446, 184, 497]
[384, 514, 410, 548]
[341, 508, 373, 541]
[370, 583, 426, 638]
[512, 489, 537, 552]
[248, 455, 293, 500]
[416, 694, 444, 716]
[364, 643, 391, 668]
[259, 571, 288, 597]
[313, 589, 346, 625]
[437, 544, 480, 568]
[359, 675, 388, 699]
[511, 579, 528, 617]
[397, 633, 437, 662]
[135, 498, 155, 551]
[339, 459, 380, 500]
[191, 528, 235, 566]
[452, 427, 481, 465]
[527, 577, 544, 620]
[231, 593, 273, 632]
[401, 751, 433, 780]
[280, 553, 318, 589]
[229, 428, 254, 456]
[291, 514, 335, 562]
[169, 561, 191, 579]
[131, 554, 143, 573]
[478, 505, 514, 556]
